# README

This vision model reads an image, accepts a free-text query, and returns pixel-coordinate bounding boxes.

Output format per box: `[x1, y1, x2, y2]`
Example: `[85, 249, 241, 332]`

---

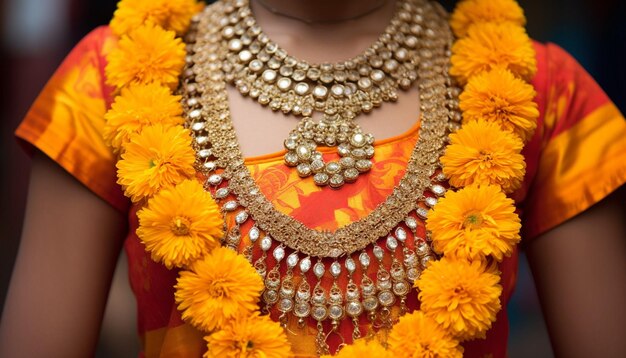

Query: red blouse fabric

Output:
[16, 26, 626, 357]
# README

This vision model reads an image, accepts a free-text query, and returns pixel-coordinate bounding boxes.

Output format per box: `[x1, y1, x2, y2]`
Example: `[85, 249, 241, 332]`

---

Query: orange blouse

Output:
[16, 26, 626, 358]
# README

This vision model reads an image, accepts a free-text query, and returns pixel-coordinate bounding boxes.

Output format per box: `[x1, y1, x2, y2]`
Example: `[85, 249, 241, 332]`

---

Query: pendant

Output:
[283, 114, 375, 188]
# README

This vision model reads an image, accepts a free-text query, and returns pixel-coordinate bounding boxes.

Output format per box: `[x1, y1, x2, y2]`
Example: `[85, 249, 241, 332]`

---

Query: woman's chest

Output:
[227, 86, 423, 158]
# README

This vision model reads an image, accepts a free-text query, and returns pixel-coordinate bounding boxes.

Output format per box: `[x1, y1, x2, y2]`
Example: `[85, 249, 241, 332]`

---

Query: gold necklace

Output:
[220, 0, 426, 188]
[182, 0, 460, 352]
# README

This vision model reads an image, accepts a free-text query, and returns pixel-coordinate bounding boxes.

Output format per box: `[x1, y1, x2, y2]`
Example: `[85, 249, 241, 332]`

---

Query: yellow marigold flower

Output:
[426, 185, 521, 262]
[441, 119, 526, 193]
[136, 179, 223, 269]
[460, 68, 539, 142]
[111, 0, 203, 36]
[204, 312, 291, 358]
[450, 22, 536, 84]
[417, 258, 502, 341]
[388, 311, 463, 357]
[103, 83, 184, 152]
[450, 0, 526, 38]
[175, 247, 264, 332]
[106, 23, 185, 89]
[323, 339, 392, 358]
[117, 124, 195, 202]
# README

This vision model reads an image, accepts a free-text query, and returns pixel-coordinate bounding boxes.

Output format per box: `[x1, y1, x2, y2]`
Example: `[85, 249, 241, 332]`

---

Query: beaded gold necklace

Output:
[221, 0, 425, 189]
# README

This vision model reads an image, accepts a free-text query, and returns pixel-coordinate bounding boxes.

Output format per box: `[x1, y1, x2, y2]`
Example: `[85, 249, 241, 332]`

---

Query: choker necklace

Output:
[220, 0, 425, 188]
[253, 0, 389, 24]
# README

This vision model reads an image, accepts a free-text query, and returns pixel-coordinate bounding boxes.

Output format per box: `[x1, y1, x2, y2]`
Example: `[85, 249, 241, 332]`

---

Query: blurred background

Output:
[0, 0, 624, 357]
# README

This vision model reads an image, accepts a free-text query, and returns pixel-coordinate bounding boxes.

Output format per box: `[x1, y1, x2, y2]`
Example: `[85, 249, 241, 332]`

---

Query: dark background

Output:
[1, 0, 624, 356]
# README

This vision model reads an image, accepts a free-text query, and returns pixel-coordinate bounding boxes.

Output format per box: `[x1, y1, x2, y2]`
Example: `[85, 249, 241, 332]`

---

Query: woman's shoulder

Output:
[530, 41, 594, 96]
[84, 25, 115, 44]
[70, 25, 117, 62]
[520, 41, 626, 240]
[15, 24, 129, 213]
[529, 40, 616, 136]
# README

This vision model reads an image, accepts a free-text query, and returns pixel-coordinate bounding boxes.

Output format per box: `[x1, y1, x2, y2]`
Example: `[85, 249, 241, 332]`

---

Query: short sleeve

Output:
[15, 26, 129, 213]
[521, 43, 626, 240]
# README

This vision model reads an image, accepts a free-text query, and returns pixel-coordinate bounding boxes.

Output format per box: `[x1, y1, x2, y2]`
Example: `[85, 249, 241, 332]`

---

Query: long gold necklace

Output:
[182, 0, 459, 352]
[220, 0, 428, 188]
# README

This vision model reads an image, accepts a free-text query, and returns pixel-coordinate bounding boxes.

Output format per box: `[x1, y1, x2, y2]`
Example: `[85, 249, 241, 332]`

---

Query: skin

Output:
[1, 0, 625, 356]
[526, 185, 626, 357]
[0, 153, 127, 357]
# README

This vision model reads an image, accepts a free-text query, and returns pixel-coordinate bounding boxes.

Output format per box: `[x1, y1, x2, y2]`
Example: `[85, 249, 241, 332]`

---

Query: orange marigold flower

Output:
[426, 184, 521, 262]
[450, 0, 526, 38]
[117, 124, 196, 202]
[110, 0, 203, 36]
[450, 22, 536, 84]
[136, 179, 223, 269]
[460, 68, 539, 142]
[441, 119, 526, 193]
[417, 258, 502, 341]
[175, 247, 264, 332]
[388, 310, 463, 357]
[204, 312, 291, 358]
[103, 83, 184, 152]
[106, 23, 185, 89]
[323, 339, 392, 358]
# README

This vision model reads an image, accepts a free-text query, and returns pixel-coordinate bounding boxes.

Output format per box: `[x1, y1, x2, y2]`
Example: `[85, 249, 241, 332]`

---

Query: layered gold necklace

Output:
[219, 0, 432, 188]
[183, 0, 456, 351]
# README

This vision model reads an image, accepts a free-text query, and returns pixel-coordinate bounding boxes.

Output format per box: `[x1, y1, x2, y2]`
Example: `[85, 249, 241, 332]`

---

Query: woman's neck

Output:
[252, 0, 390, 24]
[248, 0, 398, 63]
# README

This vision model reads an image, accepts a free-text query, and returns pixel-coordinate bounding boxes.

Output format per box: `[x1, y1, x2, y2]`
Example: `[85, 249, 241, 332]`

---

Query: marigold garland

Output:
[388, 311, 464, 357]
[106, 23, 186, 89]
[175, 247, 265, 332]
[103, 82, 185, 152]
[417, 258, 503, 341]
[204, 311, 292, 358]
[116, 124, 196, 202]
[430, 1, 538, 343]
[111, 0, 203, 36]
[449, 0, 525, 38]
[105, 0, 286, 354]
[136, 179, 223, 268]
[426, 184, 521, 262]
[460, 68, 539, 142]
[441, 119, 526, 193]
[102, 0, 539, 355]
[450, 21, 537, 85]
[323, 339, 393, 358]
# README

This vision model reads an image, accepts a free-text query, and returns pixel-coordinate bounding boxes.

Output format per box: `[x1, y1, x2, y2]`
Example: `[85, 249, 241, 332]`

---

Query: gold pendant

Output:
[283, 114, 375, 188]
